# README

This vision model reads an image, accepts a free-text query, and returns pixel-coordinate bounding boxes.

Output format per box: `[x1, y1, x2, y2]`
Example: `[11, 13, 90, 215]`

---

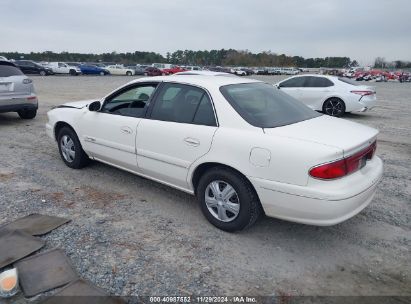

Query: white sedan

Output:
[46, 75, 383, 231]
[276, 74, 377, 117]
[105, 65, 134, 76]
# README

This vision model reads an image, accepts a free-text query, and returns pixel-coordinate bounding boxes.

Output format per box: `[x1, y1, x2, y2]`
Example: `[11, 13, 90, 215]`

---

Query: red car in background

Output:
[144, 67, 162, 76]
[161, 65, 187, 75]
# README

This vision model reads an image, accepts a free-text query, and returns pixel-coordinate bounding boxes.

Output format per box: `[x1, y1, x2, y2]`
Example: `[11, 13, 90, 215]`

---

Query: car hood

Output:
[57, 99, 98, 109]
[264, 115, 378, 156]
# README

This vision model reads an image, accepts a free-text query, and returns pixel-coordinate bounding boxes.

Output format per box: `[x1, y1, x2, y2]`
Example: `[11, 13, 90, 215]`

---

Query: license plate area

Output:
[0, 82, 12, 92]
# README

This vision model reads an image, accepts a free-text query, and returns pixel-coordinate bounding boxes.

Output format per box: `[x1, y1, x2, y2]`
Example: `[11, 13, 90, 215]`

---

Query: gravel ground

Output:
[0, 75, 410, 301]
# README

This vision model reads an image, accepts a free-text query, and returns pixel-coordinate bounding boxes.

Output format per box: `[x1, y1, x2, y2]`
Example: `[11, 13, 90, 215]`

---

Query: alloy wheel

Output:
[324, 99, 344, 116]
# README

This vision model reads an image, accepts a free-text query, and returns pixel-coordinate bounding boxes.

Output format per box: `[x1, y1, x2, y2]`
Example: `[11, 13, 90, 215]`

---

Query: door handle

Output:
[184, 137, 200, 146]
[120, 126, 133, 134]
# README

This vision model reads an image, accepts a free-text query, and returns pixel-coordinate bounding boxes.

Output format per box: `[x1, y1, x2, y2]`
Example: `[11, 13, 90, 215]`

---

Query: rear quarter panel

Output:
[188, 127, 343, 188]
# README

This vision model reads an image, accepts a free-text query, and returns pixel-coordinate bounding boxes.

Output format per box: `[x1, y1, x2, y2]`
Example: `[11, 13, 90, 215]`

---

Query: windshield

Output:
[220, 82, 321, 128]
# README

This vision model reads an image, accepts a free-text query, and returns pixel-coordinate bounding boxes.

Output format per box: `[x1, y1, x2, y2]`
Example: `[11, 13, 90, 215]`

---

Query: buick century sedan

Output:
[46, 76, 383, 231]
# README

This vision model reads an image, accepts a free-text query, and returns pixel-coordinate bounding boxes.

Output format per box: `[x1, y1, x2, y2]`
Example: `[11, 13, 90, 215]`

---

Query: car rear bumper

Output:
[0, 96, 38, 113]
[249, 156, 383, 226]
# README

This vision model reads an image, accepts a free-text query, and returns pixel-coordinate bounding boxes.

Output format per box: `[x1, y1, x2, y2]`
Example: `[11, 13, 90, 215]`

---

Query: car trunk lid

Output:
[0, 76, 32, 97]
[263, 115, 378, 157]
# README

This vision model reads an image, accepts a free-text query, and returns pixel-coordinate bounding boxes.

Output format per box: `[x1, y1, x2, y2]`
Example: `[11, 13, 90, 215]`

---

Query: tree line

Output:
[374, 57, 411, 69]
[1, 49, 356, 68]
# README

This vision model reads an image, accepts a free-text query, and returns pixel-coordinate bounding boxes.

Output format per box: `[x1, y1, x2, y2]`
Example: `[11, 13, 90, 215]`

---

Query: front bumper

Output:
[46, 122, 54, 139]
[249, 156, 383, 226]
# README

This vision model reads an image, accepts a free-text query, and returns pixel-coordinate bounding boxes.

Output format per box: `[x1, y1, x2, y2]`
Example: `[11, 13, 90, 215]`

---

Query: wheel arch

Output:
[191, 162, 259, 198]
[54, 121, 76, 141]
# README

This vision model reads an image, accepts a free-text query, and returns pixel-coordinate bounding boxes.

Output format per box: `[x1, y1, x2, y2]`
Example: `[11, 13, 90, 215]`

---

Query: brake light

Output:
[27, 96, 37, 101]
[351, 90, 374, 96]
[309, 141, 376, 180]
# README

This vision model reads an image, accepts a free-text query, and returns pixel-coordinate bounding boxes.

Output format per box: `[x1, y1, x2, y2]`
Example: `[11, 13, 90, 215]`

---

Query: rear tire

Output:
[39, 70, 46, 76]
[322, 98, 346, 117]
[99, 71, 105, 76]
[197, 167, 262, 232]
[57, 127, 90, 169]
[18, 109, 37, 119]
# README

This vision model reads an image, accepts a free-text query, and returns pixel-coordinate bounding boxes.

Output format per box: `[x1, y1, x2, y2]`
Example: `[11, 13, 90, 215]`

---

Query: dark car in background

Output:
[144, 66, 162, 76]
[0, 61, 38, 119]
[14, 60, 53, 76]
[79, 64, 110, 75]
[125, 65, 148, 75]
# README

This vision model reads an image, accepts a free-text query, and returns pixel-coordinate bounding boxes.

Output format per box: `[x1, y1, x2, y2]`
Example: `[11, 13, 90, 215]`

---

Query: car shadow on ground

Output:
[343, 111, 388, 121]
[0, 113, 25, 124]
[85, 159, 363, 247]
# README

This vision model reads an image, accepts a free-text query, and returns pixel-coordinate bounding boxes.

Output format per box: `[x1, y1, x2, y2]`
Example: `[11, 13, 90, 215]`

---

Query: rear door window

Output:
[0, 65, 24, 77]
[150, 83, 216, 126]
[280, 77, 306, 88]
[305, 76, 334, 87]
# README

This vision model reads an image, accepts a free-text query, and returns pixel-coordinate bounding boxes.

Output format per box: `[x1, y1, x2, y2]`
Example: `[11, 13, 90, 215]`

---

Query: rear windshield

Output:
[0, 65, 24, 77]
[338, 77, 358, 86]
[220, 82, 321, 128]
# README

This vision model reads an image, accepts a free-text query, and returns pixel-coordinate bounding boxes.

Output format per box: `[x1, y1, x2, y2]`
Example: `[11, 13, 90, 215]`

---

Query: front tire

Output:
[39, 70, 46, 76]
[69, 69, 77, 76]
[322, 98, 346, 117]
[126, 71, 132, 76]
[57, 127, 90, 169]
[197, 167, 262, 232]
[18, 109, 37, 119]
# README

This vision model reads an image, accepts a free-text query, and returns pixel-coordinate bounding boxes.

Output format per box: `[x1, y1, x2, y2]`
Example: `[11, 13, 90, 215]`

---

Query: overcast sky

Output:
[1, 0, 410, 65]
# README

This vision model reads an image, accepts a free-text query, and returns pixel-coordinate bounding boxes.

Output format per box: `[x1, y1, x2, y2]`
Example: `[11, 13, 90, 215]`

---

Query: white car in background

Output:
[46, 75, 383, 231]
[276, 75, 377, 117]
[105, 65, 134, 76]
[47, 62, 82, 75]
[281, 68, 299, 75]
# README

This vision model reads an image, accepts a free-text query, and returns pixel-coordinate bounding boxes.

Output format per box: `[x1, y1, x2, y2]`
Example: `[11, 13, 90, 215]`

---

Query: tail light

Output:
[351, 90, 375, 96]
[310, 141, 376, 180]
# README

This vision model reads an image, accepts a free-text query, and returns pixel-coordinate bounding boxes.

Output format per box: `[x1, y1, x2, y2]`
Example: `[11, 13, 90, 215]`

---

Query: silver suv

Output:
[0, 61, 38, 119]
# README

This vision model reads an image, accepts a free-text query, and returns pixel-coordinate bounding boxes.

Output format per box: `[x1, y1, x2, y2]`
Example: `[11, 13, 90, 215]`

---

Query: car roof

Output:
[130, 75, 261, 88]
[280, 74, 338, 81]
[0, 60, 17, 67]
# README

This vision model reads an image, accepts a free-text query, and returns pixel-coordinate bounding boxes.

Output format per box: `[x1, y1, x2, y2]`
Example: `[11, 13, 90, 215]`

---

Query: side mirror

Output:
[276, 83, 281, 89]
[88, 101, 101, 112]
